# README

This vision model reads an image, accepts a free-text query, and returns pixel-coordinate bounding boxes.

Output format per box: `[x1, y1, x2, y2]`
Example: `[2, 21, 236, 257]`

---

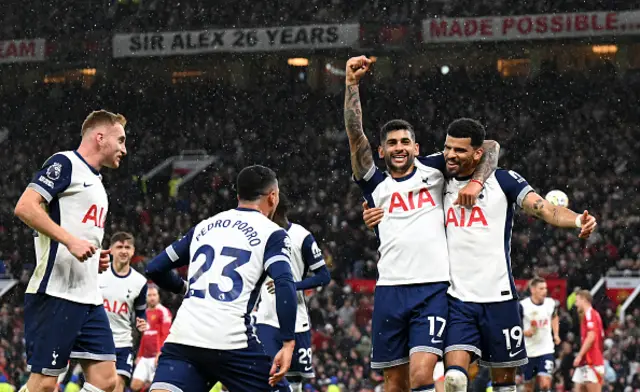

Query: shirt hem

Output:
[255, 320, 311, 334]
[164, 338, 249, 351]
[376, 278, 450, 286]
[447, 291, 515, 303]
[25, 290, 103, 306]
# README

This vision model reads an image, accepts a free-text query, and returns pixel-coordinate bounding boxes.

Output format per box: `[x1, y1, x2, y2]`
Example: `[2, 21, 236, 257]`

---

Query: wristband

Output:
[575, 215, 583, 228]
[470, 179, 484, 187]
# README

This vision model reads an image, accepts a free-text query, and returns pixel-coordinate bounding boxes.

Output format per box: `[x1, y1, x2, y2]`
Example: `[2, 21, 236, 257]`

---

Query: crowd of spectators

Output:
[0, 61, 638, 389]
[2, 0, 639, 39]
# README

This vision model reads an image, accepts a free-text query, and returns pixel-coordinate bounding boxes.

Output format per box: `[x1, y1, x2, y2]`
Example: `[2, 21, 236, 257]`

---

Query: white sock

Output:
[289, 382, 303, 392]
[18, 386, 29, 392]
[444, 369, 468, 392]
[81, 382, 105, 392]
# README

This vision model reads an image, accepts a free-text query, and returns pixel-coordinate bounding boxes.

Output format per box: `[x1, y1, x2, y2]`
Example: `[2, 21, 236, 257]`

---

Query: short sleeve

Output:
[494, 169, 534, 208]
[417, 152, 446, 173]
[301, 233, 325, 271]
[264, 229, 292, 270]
[353, 165, 386, 195]
[28, 154, 73, 202]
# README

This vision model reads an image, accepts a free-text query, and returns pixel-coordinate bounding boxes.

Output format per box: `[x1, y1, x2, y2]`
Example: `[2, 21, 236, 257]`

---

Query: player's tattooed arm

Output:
[344, 84, 374, 180]
[471, 140, 500, 183]
[521, 192, 597, 238]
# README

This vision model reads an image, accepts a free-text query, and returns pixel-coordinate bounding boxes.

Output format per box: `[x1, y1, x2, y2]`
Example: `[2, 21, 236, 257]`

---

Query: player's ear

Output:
[377, 145, 384, 159]
[474, 146, 484, 161]
[414, 142, 420, 155]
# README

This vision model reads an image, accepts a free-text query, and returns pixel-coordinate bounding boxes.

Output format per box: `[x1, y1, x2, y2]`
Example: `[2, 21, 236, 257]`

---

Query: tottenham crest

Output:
[46, 162, 62, 181]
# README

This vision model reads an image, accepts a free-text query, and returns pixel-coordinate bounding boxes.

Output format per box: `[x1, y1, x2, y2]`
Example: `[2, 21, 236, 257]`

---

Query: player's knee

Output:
[27, 374, 59, 392]
[410, 366, 433, 386]
[130, 379, 143, 392]
[539, 378, 552, 391]
[444, 368, 468, 392]
[84, 373, 117, 392]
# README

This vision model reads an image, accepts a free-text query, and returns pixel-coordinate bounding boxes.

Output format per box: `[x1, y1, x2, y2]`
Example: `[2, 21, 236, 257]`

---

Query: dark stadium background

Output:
[1, 0, 640, 390]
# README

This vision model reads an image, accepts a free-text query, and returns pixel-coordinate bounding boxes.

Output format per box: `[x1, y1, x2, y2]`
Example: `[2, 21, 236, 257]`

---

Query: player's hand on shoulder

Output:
[67, 237, 97, 262]
[136, 317, 148, 332]
[266, 280, 275, 295]
[455, 180, 483, 207]
[578, 210, 597, 239]
[362, 201, 384, 229]
[269, 340, 295, 386]
[98, 249, 111, 273]
[346, 56, 373, 86]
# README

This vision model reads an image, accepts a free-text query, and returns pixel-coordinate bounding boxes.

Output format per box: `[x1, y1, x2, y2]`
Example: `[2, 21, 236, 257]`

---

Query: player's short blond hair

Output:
[576, 290, 593, 304]
[81, 110, 126, 136]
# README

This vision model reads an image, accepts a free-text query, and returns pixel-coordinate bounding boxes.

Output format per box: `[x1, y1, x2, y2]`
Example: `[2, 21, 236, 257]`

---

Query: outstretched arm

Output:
[521, 192, 597, 238]
[345, 56, 375, 180]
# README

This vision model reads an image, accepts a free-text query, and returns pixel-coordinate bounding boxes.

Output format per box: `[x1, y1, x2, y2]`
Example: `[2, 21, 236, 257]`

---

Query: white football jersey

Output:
[165, 208, 293, 350]
[445, 169, 534, 303]
[254, 222, 325, 333]
[521, 297, 556, 357]
[99, 264, 148, 348]
[26, 151, 109, 305]
[355, 154, 449, 286]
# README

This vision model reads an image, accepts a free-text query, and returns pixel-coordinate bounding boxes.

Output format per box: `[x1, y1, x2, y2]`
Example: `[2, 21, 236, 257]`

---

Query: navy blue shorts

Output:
[444, 296, 528, 368]
[521, 354, 555, 381]
[150, 342, 290, 392]
[24, 293, 116, 376]
[371, 282, 449, 369]
[256, 324, 314, 379]
[115, 347, 134, 380]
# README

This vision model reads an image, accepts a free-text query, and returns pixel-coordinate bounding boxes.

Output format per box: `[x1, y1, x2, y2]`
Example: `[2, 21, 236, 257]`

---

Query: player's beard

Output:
[446, 156, 475, 177]
[384, 153, 415, 176]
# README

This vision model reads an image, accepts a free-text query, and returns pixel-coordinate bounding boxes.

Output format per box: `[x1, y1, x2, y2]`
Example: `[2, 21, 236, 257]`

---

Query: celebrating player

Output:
[572, 290, 605, 392]
[145, 165, 297, 392]
[437, 119, 594, 392]
[520, 277, 560, 392]
[100, 232, 149, 392]
[362, 118, 596, 392]
[254, 192, 331, 392]
[344, 56, 499, 392]
[130, 286, 171, 392]
[14, 110, 127, 392]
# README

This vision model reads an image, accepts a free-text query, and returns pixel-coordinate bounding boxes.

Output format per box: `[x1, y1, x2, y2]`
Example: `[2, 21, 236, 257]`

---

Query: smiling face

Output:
[110, 239, 134, 267]
[378, 129, 419, 177]
[443, 135, 484, 177]
[98, 123, 127, 169]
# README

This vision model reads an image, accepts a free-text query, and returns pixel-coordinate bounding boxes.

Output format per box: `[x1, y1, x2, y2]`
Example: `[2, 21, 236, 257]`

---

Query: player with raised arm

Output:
[144, 165, 297, 392]
[572, 290, 605, 392]
[520, 277, 560, 392]
[344, 56, 500, 392]
[14, 110, 127, 392]
[362, 119, 596, 392]
[254, 193, 331, 392]
[100, 232, 149, 392]
[130, 286, 171, 392]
